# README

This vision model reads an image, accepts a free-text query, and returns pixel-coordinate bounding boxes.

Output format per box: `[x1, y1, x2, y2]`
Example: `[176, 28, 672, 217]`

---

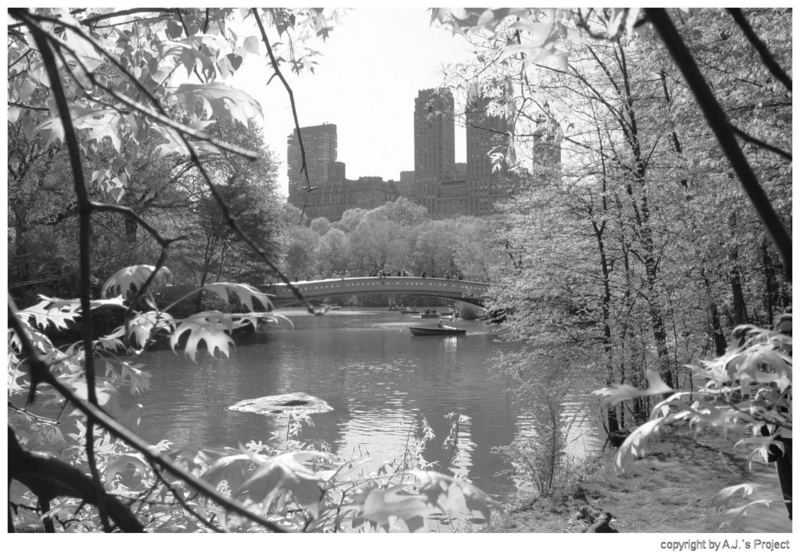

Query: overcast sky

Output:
[232, 8, 475, 194]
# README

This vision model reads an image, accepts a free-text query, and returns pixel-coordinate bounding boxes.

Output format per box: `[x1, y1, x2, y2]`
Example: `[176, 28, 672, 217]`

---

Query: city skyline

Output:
[231, 7, 474, 195]
[285, 84, 541, 221]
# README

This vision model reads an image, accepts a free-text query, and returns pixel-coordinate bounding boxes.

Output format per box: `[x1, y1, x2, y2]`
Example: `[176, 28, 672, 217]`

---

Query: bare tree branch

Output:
[252, 9, 314, 193]
[726, 8, 792, 92]
[731, 124, 792, 161]
[645, 8, 792, 279]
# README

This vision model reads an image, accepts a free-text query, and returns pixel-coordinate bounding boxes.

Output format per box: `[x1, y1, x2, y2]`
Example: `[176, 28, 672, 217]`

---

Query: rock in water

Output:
[228, 392, 333, 416]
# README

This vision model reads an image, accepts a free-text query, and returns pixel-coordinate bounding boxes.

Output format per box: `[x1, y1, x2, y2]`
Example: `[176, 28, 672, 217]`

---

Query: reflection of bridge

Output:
[263, 276, 492, 307]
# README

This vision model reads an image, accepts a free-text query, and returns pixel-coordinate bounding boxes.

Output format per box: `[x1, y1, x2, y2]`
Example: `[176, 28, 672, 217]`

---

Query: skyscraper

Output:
[286, 123, 337, 207]
[465, 86, 510, 215]
[413, 88, 456, 177]
[413, 89, 456, 213]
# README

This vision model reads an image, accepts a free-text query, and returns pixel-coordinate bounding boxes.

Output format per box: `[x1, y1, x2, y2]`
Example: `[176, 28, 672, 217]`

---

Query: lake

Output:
[129, 308, 603, 499]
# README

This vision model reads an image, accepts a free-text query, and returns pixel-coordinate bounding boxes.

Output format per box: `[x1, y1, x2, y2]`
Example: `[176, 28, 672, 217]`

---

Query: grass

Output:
[487, 429, 791, 533]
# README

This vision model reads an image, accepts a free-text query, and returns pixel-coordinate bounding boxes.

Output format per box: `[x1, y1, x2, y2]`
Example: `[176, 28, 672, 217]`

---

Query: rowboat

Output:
[409, 325, 466, 336]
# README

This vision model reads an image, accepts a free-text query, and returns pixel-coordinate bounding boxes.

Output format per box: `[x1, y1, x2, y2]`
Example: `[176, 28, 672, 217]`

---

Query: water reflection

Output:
[130, 309, 602, 498]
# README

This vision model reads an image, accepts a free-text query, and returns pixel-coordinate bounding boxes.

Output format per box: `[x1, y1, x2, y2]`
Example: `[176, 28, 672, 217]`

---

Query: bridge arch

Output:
[263, 276, 491, 307]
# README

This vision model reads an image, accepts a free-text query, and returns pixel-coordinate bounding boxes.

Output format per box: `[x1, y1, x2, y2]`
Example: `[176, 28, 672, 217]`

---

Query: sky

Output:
[231, 8, 475, 194]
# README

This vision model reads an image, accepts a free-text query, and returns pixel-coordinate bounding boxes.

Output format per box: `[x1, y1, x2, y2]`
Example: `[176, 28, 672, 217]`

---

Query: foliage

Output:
[491, 349, 592, 498]
[595, 319, 791, 520]
[7, 7, 498, 533]
[280, 198, 499, 281]
[437, 7, 791, 439]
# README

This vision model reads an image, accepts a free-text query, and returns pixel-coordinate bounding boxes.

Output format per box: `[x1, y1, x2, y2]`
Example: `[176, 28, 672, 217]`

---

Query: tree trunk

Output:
[701, 267, 727, 355]
[761, 238, 777, 326]
[728, 211, 748, 325]
[124, 214, 137, 245]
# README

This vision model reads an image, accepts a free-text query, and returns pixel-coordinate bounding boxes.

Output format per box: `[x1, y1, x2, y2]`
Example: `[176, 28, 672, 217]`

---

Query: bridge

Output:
[263, 276, 492, 307]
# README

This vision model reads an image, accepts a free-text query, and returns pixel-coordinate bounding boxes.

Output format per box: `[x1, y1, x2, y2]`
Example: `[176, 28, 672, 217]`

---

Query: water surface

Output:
[130, 308, 602, 497]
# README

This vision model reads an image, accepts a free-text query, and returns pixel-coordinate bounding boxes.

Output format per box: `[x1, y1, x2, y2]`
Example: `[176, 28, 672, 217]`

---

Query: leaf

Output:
[614, 416, 668, 472]
[413, 470, 496, 520]
[234, 451, 330, 518]
[18, 297, 83, 330]
[200, 451, 257, 494]
[170, 311, 234, 362]
[104, 453, 149, 487]
[126, 311, 174, 348]
[198, 449, 256, 491]
[244, 35, 260, 55]
[202, 282, 273, 312]
[166, 19, 183, 39]
[354, 485, 431, 531]
[594, 367, 673, 408]
[73, 109, 123, 151]
[226, 52, 243, 70]
[102, 265, 173, 298]
[175, 82, 262, 127]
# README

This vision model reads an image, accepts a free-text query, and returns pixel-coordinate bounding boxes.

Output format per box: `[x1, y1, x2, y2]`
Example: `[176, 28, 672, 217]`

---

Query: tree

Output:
[315, 228, 349, 277]
[6, 6, 347, 532]
[176, 117, 283, 287]
[434, 6, 791, 509]
[282, 225, 320, 280]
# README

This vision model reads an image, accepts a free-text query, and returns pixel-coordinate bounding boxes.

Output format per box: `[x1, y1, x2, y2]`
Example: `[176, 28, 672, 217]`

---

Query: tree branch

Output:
[8, 303, 289, 532]
[25, 16, 114, 531]
[726, 8, 792, 92]
[645, 8, 792, 279]
[9, 427, 144, 532]
[252, 9, 313, 193]
[731, 124, 792, 161]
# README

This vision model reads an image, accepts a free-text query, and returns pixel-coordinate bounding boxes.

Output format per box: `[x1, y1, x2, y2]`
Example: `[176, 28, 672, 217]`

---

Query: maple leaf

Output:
[228, 312, 275, 332]
[18, 297, 82, 330]
[202, 282, 273, 312]
[170, 311, 235, 362]
[125, 311, 174, 348]
[73, 109, 123, 151]
[102, 265, 173, 298]
[175, 83, 262, 127]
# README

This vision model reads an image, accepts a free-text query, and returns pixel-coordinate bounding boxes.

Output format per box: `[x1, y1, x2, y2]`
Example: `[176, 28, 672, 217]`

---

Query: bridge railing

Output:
[261, 276, 492, 303]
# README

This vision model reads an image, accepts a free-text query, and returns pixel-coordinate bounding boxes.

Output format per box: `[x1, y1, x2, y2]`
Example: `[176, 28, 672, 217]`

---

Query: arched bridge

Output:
[263, 276, 492, 307]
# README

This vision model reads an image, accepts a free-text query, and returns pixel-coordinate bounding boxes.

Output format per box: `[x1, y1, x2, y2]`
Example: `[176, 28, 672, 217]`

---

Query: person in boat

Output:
[438, 319, 444, 328]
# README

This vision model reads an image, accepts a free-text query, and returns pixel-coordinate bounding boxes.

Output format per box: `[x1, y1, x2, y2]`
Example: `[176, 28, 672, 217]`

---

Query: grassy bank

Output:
[488, 430, 791, 533]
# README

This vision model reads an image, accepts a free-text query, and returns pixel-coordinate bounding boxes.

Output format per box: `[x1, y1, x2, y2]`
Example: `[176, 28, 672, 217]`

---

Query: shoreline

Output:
[487, 430, 791, 533]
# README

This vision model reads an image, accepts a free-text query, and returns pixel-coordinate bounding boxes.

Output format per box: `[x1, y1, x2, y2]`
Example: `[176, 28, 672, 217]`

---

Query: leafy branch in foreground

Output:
[595, 318, 792, 523]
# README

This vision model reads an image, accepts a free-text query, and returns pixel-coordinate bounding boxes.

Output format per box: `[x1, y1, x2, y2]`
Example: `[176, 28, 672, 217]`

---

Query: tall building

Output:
[413, 88, 456, 213]
[286, 123, 337, 206]
[465, 89, 510, 216]
[284, 88, 560, 222]
[286, 125, 398, 221]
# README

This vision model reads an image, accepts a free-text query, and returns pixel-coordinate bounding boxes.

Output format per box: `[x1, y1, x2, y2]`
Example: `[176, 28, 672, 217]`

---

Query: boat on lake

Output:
[418, 309, 441, 318]
[409, 325, 467, 336]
